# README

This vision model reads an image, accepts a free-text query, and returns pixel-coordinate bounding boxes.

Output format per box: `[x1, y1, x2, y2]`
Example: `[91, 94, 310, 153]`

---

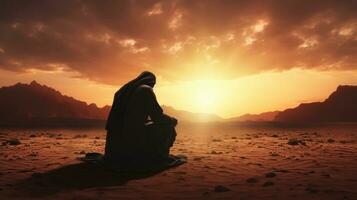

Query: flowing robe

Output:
[104, 84, 176, 163]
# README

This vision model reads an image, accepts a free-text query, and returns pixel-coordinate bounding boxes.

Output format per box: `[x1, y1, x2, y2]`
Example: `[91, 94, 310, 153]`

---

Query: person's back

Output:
[120, 85, 165, 159]
[123, 85, 163, 129]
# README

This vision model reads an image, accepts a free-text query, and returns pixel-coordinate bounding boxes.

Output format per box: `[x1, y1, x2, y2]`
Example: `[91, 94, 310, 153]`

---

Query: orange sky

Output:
[1, 68, 357, 118]
[0, 1, 356, 118]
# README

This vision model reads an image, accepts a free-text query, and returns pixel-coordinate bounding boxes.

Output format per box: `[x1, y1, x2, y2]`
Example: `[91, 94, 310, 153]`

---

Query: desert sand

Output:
[1, 123, 357, 200]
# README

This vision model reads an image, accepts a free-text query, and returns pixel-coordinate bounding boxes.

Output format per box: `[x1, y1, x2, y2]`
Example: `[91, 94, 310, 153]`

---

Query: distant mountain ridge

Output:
[230, 111, 280, 122]
[0, 81, 110, 126]
[1, 81, 356, 127]
[275, 85, 357, 122]
[162, 105, 223, 122]
[0, 81, 223, 126]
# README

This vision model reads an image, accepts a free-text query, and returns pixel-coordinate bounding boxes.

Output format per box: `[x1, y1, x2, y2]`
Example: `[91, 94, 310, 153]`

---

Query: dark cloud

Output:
[0, 0, 356, 84]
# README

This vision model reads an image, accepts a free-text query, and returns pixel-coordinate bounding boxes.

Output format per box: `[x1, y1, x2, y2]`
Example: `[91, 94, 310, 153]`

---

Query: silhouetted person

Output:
[104, 71, 177, 167]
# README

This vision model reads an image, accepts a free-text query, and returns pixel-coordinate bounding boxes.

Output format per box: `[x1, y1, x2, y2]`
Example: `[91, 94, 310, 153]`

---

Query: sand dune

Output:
[1, 124, 357, 199]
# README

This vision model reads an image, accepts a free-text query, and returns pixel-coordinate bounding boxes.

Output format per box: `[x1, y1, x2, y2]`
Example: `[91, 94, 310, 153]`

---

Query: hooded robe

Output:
[104, 72, 176, 164]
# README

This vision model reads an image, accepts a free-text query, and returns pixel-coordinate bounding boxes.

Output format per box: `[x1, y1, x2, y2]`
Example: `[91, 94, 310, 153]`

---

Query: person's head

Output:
[137, 71, 156, 88]
[107, 71, 156, 131]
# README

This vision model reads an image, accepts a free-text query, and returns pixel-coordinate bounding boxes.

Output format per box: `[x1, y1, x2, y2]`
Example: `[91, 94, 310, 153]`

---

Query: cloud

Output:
[0, 0, 356, 84]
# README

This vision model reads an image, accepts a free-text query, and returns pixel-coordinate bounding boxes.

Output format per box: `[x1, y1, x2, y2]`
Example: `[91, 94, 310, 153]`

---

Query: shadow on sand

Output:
[16, 161, 177, 197]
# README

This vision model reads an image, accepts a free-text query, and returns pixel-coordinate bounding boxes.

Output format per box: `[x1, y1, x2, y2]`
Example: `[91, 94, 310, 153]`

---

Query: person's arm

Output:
[143, 86, 177, 125]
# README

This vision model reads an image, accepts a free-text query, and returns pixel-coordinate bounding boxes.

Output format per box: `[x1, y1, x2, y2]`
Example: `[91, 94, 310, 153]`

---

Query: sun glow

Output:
[156, 69, 357, 118]
[194, 86, 218, 112]
[157, 79, 226, 115]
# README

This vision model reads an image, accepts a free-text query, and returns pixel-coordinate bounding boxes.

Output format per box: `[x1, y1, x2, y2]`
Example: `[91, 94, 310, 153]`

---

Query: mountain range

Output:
[0, 81, 110, 127]
[0, 81, 224, 126]
[275, 85, 357, 123]
[0, 81, 356, 127]
[228, 111, 280, 122]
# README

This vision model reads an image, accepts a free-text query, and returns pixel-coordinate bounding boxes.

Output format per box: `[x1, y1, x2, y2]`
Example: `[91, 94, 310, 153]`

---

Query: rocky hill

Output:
[0, 81, 110, 126]
[275, 85, 357, 122]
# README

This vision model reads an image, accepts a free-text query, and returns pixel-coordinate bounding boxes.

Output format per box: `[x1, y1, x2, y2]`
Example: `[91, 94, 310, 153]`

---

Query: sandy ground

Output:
[0, 123, 357, 200]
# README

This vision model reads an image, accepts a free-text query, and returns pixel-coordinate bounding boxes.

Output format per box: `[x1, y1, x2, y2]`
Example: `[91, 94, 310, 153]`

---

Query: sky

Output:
[0, 0, 356, 118]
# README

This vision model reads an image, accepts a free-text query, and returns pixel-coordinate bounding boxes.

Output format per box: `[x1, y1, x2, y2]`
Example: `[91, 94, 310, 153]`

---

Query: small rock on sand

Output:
[270, 152, 279, 156]
[339, 140, 352, 144]
[265, 172, 276, 178]
[263, 181, 274, 187]
[246, 178, 258, 183]
[214, 185, 230, 192]
[28, 152, 38, 157]
[6, 139, 21, 145]
[193, 157, 203, 161]
[306, 186, 318, 193]
[73, 134, 87, 139]
[47, 133, 56, 138]
[287, 138, 306, 146]
[210, 150, 222, 154]
[327, 139, 335, 143]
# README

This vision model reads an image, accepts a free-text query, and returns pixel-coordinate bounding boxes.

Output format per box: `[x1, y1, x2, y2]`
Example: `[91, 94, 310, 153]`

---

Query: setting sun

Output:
[194, 84, 218, 113]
